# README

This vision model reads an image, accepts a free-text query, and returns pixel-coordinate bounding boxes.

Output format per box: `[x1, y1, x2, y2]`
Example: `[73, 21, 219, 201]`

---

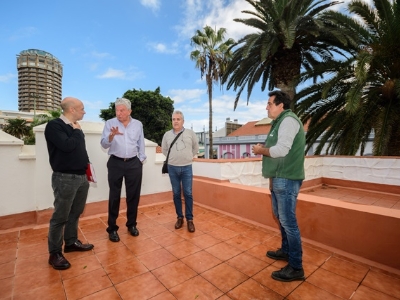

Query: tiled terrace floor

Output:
[1, 200, 400, 300]
[301, 184, 400, 210]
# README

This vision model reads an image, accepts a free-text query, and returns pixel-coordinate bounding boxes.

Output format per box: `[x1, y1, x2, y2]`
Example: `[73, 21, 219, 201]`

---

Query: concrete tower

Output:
[16, 49, 63, 113]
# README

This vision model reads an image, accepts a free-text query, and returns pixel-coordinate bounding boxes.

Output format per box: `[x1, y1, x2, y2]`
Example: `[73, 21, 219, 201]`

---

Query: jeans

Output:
[48, 172, 89, 254]
[270, 177, 303, 269]
[168, 164, 193, 220]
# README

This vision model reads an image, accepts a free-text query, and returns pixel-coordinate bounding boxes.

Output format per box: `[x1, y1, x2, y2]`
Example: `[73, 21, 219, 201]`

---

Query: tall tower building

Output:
[16, 49, 63, 113]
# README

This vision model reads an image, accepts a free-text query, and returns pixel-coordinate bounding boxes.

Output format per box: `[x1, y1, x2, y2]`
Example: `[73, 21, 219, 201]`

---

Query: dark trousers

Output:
[106, 156, 142, 233]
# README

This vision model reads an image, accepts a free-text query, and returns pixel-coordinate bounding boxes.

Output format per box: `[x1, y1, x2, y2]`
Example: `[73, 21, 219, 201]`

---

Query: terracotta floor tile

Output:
[124, 237, 162, 256]
[149, 290, 177, 300]
[63, 268, 112, 300]
[306, 268, 358, 299]
[242, 228, 276, 243]
[201, 262, 248, 293]
[286, 281, 343, 300]
[151, 231, 185, 247]
[210, 216, 237, 227]
[152, 260, 197, 289]
[0, 231, 19, 244]
[224, 221, 254, 233]
[152, 214, 174, 225]
[0, 277, 13, 299]
[0, 241, 17, 253]
[190, 233, 221, 249]
[165, 240, 201, 259]
[227, 278, 283, 300]
[180, 250, 222, 273]
[119, 230, 148, 244]
[136, 217, 160, 229]
[302, 244, 332, 266]
[140, 224, 171, 238]
[352, 284, 398, 300]
[15, 253, 51, 275]
[16, 241, 48, 259]
[0, 248, 16, 264]
[84, 229, 111, 244]
[19, 227, 48, 241]
[13, 281, 65, 300]
[205, 241, 242, 261]
[169, 275, 223, 299]
[208, 227, 239, 241]
[174, 227, 205, 240]
[195, 220, 222, 233]
[245, 244, 275, 263]
[362, 270, 400, 299]
[79, 221, 107, 234]
[17, 234, 47, 248]
[373, 199, 398, 208]
[0, 260, 15, 280]
[142, 209, 168, 219]
[79, 286, 121, 300]
[225, 234, 260, 252]
[253, 265, 303, 298]
[78, 216, 105, 226]
[95, 244, 136, 267]
[322, 256, 368, 282]
[227, 252, 268, 277]
[115, 272, 166, 300]
[104, 257, 149, 284]
[137, 248, 177, 270]
[13, 268, 61, 294]
[60, 253, 102, 280]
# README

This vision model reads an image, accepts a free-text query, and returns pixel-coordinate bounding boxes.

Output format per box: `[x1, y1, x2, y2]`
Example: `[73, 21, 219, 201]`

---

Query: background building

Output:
[16, 49, 63, 114]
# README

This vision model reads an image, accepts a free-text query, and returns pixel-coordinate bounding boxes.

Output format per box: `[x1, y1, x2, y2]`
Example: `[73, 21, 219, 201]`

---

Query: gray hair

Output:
[115, 98, 131, 110]
[172, 110, 184, 120]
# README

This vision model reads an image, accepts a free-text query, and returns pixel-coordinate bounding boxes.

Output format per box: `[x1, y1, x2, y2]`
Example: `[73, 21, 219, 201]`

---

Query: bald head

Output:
[61, 97, 85, 122]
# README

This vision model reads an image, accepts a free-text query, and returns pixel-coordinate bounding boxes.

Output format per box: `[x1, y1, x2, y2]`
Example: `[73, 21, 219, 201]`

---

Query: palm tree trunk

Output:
[206, 74, 214, 159]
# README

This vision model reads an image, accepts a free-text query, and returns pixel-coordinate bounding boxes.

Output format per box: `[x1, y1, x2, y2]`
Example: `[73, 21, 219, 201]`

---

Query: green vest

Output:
[262, 110, 305, 180]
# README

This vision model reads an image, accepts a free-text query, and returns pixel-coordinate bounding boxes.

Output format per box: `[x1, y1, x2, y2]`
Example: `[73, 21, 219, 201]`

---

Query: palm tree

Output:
[222, 0, 360, 109]
[190, 25, 235, 159]
[296, 0, 400, 156]
[2, 119, 30, 139]
[24, 110, 62, 145]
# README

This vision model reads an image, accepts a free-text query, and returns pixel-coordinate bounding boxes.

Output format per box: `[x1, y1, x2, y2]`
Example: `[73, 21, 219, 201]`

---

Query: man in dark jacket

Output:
[45, 97, 94, 270]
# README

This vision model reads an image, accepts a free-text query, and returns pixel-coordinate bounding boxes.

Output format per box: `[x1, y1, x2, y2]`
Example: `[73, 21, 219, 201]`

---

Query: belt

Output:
[111, 155, 136, 162]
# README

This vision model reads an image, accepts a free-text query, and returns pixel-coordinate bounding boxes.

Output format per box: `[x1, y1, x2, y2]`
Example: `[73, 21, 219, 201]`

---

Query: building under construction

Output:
[16, 49, 63, 113]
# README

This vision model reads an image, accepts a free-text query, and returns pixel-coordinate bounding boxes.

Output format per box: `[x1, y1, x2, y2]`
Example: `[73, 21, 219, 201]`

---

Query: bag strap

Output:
[165, 131, 183, 163]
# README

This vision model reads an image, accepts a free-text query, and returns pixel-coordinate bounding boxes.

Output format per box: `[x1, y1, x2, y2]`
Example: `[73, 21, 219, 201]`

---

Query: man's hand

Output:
[72, 121, 81, 130]
[109, 126, 122, 142]
[252, 143, 270, 157]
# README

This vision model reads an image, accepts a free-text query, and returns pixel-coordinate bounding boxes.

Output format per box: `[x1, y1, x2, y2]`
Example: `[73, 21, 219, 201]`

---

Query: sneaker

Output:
[271, 264, 305, 282]
[266, 248, 289, 261]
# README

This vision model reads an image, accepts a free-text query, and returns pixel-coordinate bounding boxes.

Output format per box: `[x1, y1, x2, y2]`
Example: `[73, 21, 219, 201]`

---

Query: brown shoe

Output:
[187, 220, 195, 232]
[175, 218, 184, 229]
[48, 252, 71, 270]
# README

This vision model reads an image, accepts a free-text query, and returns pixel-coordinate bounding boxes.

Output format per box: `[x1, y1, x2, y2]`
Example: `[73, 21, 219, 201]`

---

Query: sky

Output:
[0, 0, 358, 132]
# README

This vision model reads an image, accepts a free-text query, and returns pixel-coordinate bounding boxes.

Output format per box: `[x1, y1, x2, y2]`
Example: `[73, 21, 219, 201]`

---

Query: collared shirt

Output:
[100, 117, 147, 162]
[60, 114, 73, 126]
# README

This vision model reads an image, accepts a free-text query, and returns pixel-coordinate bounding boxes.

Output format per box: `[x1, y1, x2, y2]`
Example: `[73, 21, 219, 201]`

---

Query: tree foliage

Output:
[2, 118, 30, 140]
[99, 87, 174, 145]
[222, 0, 360, 109]
[295, 0, 400, 156]
[190, 25, 235, 159]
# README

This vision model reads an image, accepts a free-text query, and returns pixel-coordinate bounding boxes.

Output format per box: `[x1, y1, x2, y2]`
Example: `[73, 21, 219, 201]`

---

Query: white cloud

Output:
[178, 0, 255, 41]
[0, 73, 17, 83]
[91, 51, 113, 59]
[97, 67, 144, 80]
[167, 88, 205, 103]
[148, 42, 179, 54]
[140, 0, 160, 11]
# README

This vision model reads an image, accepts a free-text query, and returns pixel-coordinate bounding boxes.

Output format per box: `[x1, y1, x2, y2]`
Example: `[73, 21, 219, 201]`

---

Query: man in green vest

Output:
[252, 90, 305, 282]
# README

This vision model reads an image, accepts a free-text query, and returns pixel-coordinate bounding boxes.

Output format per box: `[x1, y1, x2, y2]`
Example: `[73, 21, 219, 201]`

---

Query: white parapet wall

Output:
[0, 121, 172, 217]
[1, 122, 400, 218]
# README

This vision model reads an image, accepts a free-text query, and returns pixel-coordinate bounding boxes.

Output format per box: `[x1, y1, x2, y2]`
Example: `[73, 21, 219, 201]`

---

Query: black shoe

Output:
[266, 248, 289, 261]
[175, 218, 184, 229]
[271, 264, 305, 282]
[49, 252, 71, 270]
[128, 226, 139, 236]
[109, 231, 120, 242]
[64, 240, 94, 252]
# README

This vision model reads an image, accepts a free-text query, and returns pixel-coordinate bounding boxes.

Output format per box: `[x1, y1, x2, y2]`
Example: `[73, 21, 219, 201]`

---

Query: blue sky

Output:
[0, 0, 355, 132]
